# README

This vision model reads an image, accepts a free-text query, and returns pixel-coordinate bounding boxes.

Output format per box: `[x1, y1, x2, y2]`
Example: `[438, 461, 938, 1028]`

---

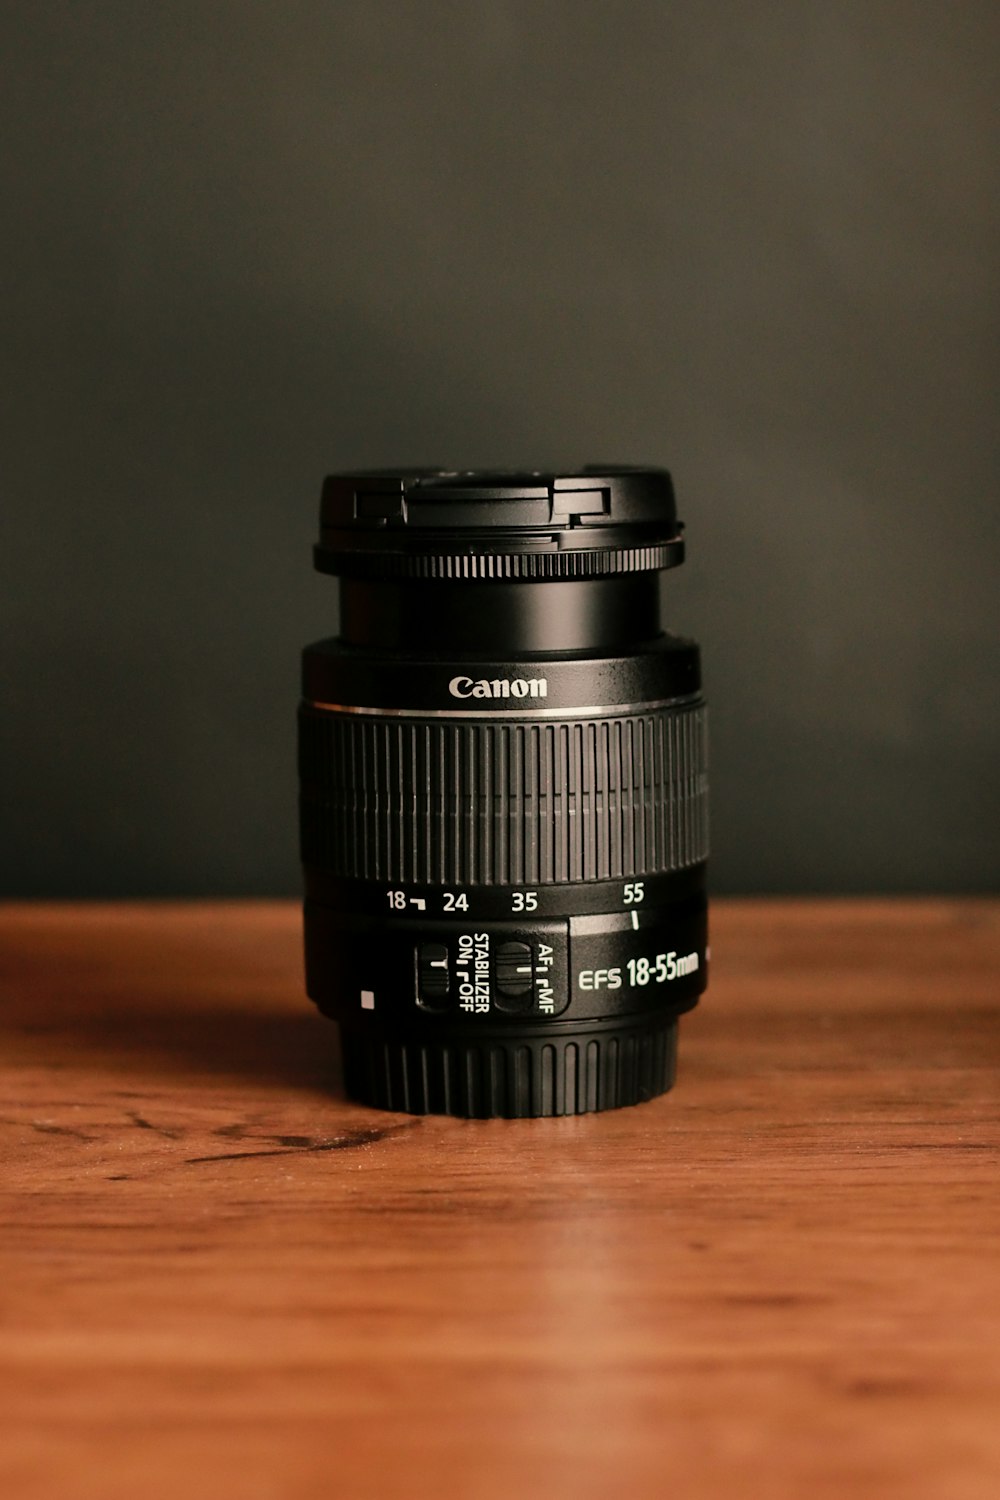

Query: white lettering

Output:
[448, 676, 549, 700]
[578, 967, 623, 992]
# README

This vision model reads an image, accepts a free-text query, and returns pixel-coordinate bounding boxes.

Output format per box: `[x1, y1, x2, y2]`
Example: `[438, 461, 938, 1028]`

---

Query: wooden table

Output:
[2, 901, 998, 1500]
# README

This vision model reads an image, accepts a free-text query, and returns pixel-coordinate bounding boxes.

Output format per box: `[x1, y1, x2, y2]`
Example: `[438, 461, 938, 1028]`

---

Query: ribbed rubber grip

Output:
[299, 702, 708, 886]
[339, 1018, 677, 1117]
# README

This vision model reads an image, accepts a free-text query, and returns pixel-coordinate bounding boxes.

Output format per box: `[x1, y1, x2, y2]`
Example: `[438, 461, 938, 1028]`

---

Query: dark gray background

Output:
[2, 1, 997, 897]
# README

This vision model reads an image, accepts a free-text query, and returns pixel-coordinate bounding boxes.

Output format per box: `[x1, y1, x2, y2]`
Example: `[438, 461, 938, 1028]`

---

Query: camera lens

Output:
[299, 467, 708, 1117]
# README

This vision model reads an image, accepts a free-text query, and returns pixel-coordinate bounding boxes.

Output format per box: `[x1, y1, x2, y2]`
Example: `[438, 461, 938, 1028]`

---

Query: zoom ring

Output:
[299, 701, 708, 886]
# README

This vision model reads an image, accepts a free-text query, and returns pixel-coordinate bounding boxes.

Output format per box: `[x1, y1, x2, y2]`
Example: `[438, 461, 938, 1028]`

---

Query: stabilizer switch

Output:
[417, 942, 450, 1011]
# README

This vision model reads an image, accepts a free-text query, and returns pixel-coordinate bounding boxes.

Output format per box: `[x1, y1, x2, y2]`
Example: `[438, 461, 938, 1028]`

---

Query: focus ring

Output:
[315, 540, 682, 580]
[299, 701, 708, 886]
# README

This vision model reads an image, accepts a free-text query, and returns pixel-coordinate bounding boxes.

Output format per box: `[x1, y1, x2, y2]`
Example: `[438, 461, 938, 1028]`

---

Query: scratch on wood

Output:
[31, 1121, 94, 1141]
[184, 1123, 417, 1164]
[126, 1110, 182, 1139]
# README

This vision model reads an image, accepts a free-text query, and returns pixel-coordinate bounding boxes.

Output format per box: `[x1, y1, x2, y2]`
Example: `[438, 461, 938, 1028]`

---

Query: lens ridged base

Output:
[339, 1019, 678, 1119]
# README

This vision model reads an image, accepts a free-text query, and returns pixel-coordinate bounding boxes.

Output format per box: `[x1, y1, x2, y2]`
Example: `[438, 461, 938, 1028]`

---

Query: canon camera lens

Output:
[299, 467, 708, 1117]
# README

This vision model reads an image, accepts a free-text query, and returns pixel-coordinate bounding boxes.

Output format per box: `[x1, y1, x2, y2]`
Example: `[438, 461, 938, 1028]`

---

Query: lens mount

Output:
[314, 467, 684, 580]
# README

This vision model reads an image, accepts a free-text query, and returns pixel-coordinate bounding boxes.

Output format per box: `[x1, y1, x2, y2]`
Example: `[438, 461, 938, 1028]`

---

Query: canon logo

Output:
[448, 675, 548, 701]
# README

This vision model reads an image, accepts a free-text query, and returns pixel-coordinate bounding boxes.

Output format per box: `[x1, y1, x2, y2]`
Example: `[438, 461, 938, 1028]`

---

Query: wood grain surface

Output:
[1, 900, 998, 1500]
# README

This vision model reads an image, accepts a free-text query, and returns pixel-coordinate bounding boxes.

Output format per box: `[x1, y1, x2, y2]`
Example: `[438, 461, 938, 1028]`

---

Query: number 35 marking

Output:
[511, 891, 538, 912]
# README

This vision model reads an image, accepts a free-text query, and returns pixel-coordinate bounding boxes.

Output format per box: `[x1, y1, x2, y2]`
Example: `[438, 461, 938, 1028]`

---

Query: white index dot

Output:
[360, 990, 375, 1010]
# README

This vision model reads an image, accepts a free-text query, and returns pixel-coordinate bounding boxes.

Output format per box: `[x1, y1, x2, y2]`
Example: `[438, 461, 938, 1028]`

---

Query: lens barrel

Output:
[300, 468, 708, 1117]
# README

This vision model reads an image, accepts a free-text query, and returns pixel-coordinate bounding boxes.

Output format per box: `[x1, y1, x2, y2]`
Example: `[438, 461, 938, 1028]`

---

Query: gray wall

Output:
[2, 1, 997, 897]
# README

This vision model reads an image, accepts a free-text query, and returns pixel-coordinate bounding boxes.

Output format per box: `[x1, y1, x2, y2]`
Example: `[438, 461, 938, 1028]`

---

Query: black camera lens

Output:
[299, 467, 708, 1117]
